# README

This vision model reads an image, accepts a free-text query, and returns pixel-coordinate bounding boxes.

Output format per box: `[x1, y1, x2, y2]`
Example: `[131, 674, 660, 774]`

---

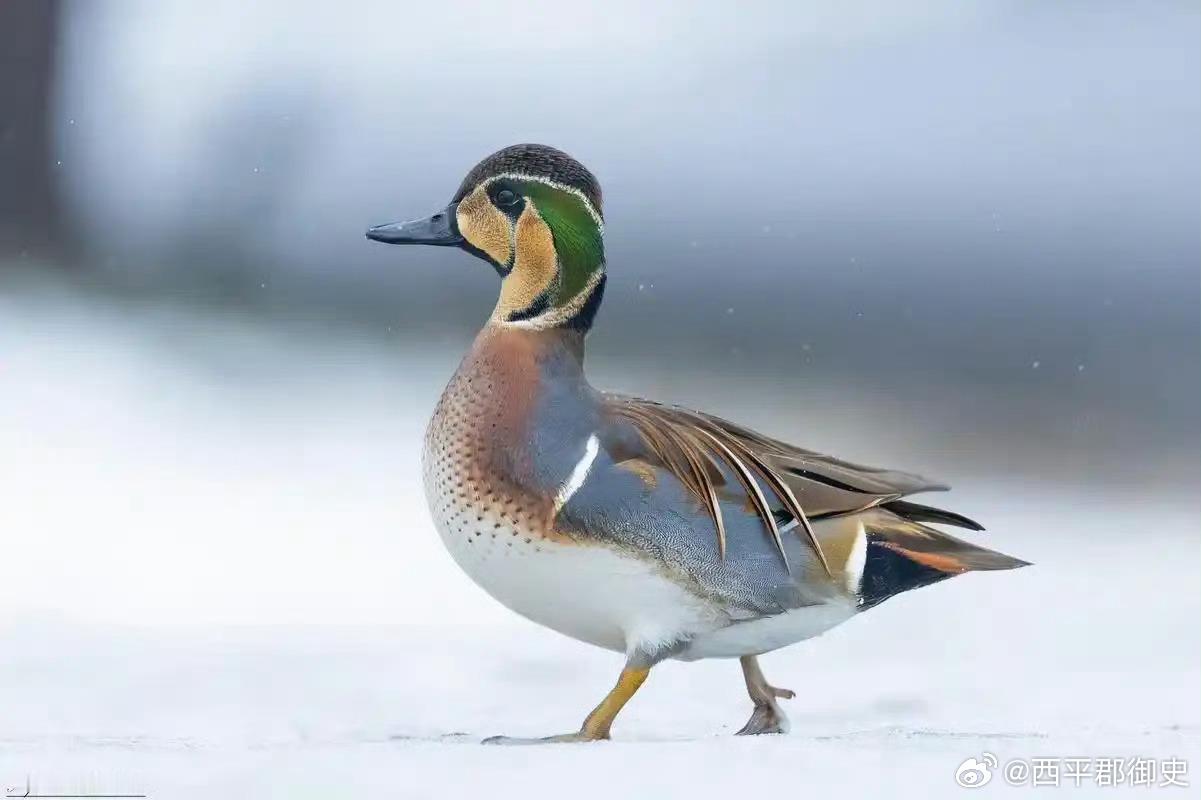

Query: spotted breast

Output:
[422, 326, 721, 654]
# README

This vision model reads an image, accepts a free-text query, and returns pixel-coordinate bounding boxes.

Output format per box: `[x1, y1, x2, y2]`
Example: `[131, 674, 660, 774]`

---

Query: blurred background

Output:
[2, 1, 1199, 795]
[2, 0, 1198, 625]
[1, 0, 1198, 614]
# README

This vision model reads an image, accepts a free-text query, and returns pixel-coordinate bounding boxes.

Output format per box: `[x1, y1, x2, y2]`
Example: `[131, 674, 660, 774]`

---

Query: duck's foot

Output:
[735, 700, 790, 735]
[736, 655, 794, 735]
[482, 731, 605, 745]
[481, 664, 650, 746]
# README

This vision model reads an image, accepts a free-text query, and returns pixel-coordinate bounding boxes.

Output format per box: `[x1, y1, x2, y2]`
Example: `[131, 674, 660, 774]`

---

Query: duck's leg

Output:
[483, 663, 650, 745]
[735, 655, 794, 735]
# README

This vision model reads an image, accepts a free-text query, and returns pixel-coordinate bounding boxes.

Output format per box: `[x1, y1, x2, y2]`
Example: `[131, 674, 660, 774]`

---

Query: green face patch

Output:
[518, 180, 605, 308]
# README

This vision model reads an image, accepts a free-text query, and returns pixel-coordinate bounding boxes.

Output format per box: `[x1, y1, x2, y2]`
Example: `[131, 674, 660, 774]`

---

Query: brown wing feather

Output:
[689, 425, 794, 573]
[615, 402, 729, 558]
[605, 395, 951, 578]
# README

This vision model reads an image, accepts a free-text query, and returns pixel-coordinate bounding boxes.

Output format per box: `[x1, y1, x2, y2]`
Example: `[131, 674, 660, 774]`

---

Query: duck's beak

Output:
[366, 203, 463, 246]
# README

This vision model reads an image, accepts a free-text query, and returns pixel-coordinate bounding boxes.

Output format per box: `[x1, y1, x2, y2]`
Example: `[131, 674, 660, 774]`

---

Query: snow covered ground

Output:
[2, 608, 1196, 799]
[2, 284, 1198, 797]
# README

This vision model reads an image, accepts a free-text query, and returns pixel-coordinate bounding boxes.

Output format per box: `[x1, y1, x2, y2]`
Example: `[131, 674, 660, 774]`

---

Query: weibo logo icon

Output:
[955, 752, 998, 788]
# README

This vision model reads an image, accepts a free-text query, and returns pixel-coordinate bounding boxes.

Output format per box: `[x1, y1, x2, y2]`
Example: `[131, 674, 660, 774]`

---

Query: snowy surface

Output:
[2, 610, 1196, 799]
[2, 286, 1198, 797]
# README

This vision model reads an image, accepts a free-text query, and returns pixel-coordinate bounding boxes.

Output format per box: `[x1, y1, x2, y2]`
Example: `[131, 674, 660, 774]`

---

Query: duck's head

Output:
[367, 143, 605, 332]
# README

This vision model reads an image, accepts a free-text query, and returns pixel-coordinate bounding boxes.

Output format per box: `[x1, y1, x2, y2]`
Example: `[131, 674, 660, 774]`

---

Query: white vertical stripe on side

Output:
[845, 523, 868, 593]
[553, 434, 600, 513]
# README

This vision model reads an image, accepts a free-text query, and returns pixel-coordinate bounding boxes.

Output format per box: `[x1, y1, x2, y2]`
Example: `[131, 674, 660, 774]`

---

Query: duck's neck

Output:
[490, 268, 607, 335]
[562, 269, 606, 334]
[467, 321, 589, 412]
[481, 319, 586, 367]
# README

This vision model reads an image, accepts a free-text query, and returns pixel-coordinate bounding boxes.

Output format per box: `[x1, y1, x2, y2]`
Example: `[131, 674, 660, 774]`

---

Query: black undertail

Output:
[858, 532, 952, 610]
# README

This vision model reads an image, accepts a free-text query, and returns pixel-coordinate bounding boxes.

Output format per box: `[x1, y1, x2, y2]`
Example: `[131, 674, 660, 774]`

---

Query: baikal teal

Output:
[366, 142, 1029, 744]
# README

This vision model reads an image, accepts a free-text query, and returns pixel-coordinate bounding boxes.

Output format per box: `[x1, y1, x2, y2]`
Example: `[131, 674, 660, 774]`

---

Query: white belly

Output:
[679, 600, 857, 660]
[427, 487, 856, 659]
[430, 500, 724, 655]
[422, 418, 854, 660]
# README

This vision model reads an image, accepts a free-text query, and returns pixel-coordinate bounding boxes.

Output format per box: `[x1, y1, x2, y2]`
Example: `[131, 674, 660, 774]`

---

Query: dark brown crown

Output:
[453, 143, 602, 217]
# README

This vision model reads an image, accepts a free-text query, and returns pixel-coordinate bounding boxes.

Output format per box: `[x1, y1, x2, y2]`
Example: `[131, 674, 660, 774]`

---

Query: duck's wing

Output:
[544, 393, 1020, 622]
[598, 394, 981, 577]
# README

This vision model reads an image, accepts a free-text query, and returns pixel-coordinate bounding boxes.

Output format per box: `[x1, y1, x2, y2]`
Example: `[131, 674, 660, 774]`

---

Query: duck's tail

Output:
[819, 505, 1030, 610]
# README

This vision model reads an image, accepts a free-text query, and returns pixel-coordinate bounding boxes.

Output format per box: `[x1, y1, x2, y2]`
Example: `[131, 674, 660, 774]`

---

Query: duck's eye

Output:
[494, 189, 519, 207]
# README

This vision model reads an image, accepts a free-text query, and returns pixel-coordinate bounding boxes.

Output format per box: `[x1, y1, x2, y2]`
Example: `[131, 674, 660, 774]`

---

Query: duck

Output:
[366, 143, 1028, 743]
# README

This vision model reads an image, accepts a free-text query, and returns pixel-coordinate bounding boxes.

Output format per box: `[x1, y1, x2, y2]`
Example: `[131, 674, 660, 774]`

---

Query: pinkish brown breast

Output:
[422, 327, 572, 557]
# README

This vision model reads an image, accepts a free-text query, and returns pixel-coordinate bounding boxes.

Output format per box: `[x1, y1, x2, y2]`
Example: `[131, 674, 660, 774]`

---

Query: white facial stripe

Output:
[553, 434, 600, 513]
[486, 172, 604, 231]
